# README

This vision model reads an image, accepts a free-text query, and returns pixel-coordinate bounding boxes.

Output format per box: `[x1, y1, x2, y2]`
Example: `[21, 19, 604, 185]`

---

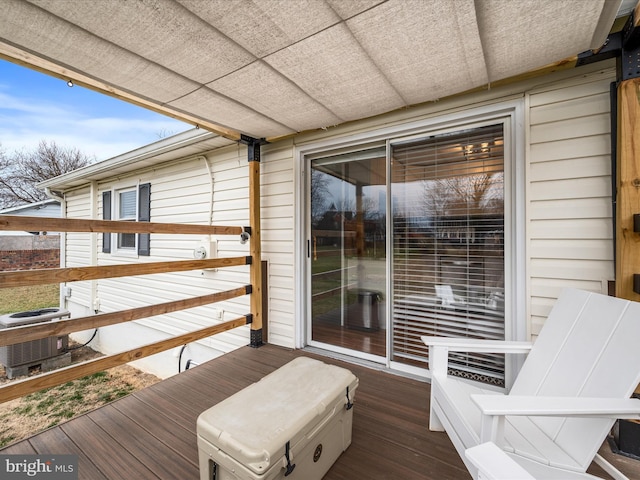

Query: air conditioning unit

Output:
[0, 308, 70, 369]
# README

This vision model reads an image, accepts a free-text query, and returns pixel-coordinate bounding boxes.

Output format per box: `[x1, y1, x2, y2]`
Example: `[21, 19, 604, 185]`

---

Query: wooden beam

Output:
[0, 286, 249, 347]
[0, 317, 249, 404]
[616, 77, 640, 301]
[0, 256, 249, 288]
[249, 159, 263, 343]
[0, 41, 242, 142]
[0, 215, 243, 235]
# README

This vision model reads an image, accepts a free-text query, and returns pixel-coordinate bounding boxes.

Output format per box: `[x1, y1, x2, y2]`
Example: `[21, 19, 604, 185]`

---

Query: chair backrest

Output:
[436, 285, 456, 305]
[510, 288, 640, 470]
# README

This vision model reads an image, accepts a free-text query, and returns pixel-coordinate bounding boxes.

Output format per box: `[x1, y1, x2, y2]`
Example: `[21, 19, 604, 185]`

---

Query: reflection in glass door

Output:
[391, 123, 507, 385]
[305, 121, 509, 384]
[309, 147, 387, 358]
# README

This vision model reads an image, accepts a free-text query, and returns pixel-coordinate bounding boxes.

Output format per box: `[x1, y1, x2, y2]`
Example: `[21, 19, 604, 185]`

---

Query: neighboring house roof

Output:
[0, 0, 630, 141]
[0, 199, 61, 236]
[0, 198, 60, 216]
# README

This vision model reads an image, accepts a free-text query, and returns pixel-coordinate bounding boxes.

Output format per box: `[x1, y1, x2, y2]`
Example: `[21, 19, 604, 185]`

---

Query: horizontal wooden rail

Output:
[312, 283, 357, 302]
[0, 256, 251, 288]
[0, 285, 250, 347]
[0, 316, 250, 404]
[0, 215, 244, 235]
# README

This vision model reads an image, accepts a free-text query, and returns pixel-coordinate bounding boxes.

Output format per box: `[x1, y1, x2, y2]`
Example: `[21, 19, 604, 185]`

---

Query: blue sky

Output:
[0, 60, 191, 162]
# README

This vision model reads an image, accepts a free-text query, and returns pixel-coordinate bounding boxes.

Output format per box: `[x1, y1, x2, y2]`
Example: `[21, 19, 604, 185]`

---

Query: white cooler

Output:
[197, 356, 358, 480]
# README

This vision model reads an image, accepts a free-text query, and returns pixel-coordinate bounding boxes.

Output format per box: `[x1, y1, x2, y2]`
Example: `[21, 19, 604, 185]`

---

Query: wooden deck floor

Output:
[2, 344, 639, 479]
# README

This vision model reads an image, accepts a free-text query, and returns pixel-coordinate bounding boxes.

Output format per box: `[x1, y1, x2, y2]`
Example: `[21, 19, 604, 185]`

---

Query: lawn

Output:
[0, 365, 158, 448]
[0, 283, 160, 448]
[0, 284, 59, 315]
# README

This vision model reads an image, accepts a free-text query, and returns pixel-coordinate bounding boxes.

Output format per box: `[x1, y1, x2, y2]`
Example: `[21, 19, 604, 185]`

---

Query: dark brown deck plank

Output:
[1, 441, 36, 454]
[111, 396, 199, 466]
[59, 415, 158, 479]
[87, 405, 199, 479]
[1, 344, 638, 480]
[26, 426, 108, 480]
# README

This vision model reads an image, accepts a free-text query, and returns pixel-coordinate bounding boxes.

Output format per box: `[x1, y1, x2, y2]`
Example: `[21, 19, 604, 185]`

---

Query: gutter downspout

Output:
[44, 187, 64, 202]
[44, 186, 67, 309]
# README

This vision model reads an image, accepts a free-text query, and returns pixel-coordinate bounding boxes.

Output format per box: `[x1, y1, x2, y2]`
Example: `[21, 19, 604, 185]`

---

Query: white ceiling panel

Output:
[478, 0, 615, 82]
[168, 87, 294, 138]
[347, 0, 487, 104]
[325, 0, 387, 19]
[0, 0, 625, 140]
[3, 0, 199, 102]
[209, 62, 342, 132]
[265, 22, 405, 121]
[29, 0, 255, 84]
[178, 0, 340, 58]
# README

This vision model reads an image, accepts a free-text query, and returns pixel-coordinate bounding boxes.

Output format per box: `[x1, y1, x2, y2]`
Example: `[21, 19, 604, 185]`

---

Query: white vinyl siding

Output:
[63, 186, 93, 314]
[208, 142, 296, 348]
[93, 157, 252, 374]
[260, 141, 295, 346]
[527, 71, 615, 335]
[83, 148, 295, 376]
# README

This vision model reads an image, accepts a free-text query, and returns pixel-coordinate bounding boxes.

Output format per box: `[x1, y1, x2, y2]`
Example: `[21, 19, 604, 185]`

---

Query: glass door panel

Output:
[309, 147, 387, 358]
[391, 124, 506, 385]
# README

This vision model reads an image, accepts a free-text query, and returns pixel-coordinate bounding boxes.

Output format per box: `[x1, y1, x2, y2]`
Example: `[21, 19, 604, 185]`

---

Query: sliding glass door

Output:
[308, 147, 387, 359]
[305, 120, 510, 384]
[390, 124, 506, 385]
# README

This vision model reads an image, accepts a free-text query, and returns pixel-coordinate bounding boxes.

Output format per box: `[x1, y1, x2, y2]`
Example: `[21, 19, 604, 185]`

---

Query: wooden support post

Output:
[245, 136, 265, 347]
[616, 77, 640, 301]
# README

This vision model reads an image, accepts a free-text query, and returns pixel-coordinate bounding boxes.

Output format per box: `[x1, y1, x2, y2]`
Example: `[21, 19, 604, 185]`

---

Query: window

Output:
[102, 183, 151, 256]
[117, 188, 137, 249]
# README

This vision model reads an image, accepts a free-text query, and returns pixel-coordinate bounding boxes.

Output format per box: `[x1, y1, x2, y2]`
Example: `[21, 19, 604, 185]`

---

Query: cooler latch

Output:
[284, 440, 296, 476]
[346, 386, 354, 410]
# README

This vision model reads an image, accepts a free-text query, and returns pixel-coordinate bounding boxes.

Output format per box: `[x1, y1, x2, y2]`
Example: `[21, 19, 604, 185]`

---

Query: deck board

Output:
[1, 344, 638, 479]
[28, 427, 108, 480]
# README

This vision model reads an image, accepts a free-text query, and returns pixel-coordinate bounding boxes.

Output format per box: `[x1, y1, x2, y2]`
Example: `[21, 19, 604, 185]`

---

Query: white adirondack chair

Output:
[422, 288, 640, 480]
[465, 442, 602, 480]
[435, 284, 466, 308]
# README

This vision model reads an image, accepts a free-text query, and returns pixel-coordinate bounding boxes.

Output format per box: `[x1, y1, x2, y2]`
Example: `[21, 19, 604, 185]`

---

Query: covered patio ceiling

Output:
[0, 0, 628, 142]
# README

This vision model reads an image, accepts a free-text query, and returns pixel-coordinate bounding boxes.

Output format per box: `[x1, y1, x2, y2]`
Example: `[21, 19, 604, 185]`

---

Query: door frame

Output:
[294, 99, 526, 382]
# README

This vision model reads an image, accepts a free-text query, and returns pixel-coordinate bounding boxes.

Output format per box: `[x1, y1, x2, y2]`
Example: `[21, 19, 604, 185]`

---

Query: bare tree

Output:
[0, 140, 94, 209]
[310, 169, 331, 223]
[422, 173, 503, 217]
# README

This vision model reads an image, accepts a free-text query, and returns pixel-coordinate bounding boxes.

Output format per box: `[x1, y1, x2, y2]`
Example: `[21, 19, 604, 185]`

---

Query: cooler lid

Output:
[197, 356, 357, 475]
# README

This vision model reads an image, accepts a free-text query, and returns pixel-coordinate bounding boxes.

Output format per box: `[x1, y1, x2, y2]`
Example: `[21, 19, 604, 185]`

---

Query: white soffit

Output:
[0, 0, 624, 140]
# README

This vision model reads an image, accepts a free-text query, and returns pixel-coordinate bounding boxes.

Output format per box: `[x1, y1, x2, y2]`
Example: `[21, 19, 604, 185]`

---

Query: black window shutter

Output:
[102, 191, 111, 253]
[138, 183, 151, 256]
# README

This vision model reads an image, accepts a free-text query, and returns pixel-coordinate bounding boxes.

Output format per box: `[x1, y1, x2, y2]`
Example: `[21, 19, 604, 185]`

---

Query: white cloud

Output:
[0, 91, 189, 161]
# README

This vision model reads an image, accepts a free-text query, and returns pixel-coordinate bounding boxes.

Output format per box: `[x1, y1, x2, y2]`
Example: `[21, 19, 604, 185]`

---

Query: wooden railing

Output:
[0, 215, 260, 403]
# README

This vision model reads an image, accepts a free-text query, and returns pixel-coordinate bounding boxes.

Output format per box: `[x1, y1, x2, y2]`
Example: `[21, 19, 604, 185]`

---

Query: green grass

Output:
[0, 372, 139, 448]
[0, 284, 59, 315]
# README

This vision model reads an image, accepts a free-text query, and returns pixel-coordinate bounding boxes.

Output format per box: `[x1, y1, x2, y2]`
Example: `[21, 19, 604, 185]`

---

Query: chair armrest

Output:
[472, 395, 640, 444]
[422, 337, 532, 377]
[471, 395, 640, 419]
[465, 442, 601, 480]
[421, 336, 532, 354]
[465, 442, 535, 480]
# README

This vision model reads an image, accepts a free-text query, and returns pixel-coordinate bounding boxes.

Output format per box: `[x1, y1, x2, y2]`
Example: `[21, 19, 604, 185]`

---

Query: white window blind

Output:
[118, 190, 137, 219]
[391, 124, 506, 385]
[117, 189, 137, 249]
